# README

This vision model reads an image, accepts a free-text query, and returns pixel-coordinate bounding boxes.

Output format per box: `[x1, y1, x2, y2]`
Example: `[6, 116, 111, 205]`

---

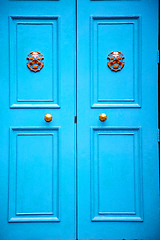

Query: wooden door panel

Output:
[10, 16, 59, 108]
[9, 127, 59, 222]
[91, 16, 141, 108]
[91, 127, 143, 222]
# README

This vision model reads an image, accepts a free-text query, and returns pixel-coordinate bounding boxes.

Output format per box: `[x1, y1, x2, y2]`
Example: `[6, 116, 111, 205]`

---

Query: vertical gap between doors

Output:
[158, 0, 160, 207]
[75, 0, 78, 239]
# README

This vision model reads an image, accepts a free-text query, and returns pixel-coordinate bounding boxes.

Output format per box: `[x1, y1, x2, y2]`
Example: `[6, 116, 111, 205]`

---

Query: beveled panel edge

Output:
[91, 103, 141, 108]
[91, 15, 140, 20]
[92, 216, 143, 222]
[10, 16, 59, 20]
[91, 0, 140, 1]
[10, 126, 61, 130]
[91, 126, 141, 129]
[9, 217, 60, 223]
[10, 104, 61, 109]
[10, 0, 59, 1]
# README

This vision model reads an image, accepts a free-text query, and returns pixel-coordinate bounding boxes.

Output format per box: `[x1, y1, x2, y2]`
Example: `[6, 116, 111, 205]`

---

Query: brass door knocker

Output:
[27, 51, 44, 72]
[107, 51, 125, 72]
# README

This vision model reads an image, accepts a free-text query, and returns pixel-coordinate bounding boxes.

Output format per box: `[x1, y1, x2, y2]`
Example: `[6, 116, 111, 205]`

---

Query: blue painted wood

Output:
[77, 0, 160, 239]
[91, 127, 143, 222]
[9, 127, 60, 222]
[0, 0, 76, 239]
[91, 16, 141, 108]
[10, 16, 60, 108]
[0, 0, 159, 239]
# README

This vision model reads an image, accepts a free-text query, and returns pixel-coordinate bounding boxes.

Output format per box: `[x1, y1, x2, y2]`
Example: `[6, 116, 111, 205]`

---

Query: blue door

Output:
[77, 0, 160, 239]
[0, 0, 159, 239]
[0, 0, 76, 239]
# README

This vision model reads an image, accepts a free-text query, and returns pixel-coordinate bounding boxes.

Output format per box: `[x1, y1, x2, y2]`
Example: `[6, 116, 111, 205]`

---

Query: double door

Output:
[0, 0, 159, 239]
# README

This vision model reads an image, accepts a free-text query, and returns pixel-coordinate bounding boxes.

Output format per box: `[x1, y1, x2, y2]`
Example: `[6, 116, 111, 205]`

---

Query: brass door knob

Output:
[99, 113, 107, 122]
[44, 114, 53, 122]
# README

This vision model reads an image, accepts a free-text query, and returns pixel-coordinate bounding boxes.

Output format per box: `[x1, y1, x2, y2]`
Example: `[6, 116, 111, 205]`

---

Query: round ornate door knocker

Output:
[27, 51, 44, 72]
[107, 51, 125, 72]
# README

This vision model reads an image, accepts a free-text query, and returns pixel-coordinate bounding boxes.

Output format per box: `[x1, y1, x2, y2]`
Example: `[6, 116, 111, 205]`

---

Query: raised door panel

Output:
[10, 17, 59, 108]
[91, 16, 141, 108]
[9, 127, 59, 222]
[91, 127, 143, 222]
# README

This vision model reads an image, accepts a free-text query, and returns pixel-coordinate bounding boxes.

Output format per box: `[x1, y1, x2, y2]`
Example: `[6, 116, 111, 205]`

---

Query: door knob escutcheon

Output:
[44, 114, 53, 122]
[99, 113, 107, 122]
